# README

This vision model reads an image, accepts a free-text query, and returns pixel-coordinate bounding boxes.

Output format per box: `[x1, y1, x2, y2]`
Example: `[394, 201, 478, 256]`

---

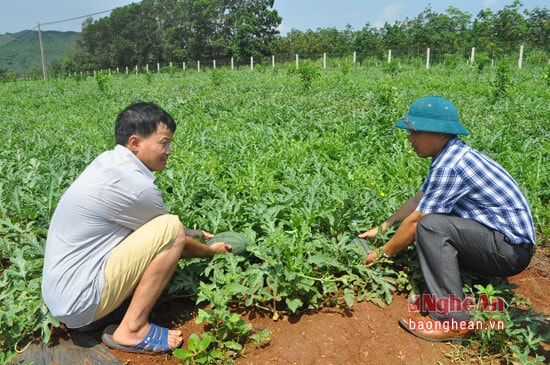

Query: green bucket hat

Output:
[395, 95, 469, 136]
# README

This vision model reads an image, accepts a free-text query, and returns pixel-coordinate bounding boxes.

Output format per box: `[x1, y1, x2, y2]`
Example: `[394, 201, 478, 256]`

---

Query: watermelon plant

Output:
[0, 59, 548, 364]
[206, 231, 249, 256]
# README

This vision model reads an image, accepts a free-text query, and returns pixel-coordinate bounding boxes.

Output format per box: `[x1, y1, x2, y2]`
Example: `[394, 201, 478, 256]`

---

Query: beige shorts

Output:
[93, 214, 181, 321]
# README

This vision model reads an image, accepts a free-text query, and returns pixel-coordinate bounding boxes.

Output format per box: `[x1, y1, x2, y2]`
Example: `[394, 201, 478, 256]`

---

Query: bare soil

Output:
[105, 245, 549, 365]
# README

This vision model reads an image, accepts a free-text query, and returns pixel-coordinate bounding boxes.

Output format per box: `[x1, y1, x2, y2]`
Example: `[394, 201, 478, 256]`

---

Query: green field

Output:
[1, 61, 549, 363]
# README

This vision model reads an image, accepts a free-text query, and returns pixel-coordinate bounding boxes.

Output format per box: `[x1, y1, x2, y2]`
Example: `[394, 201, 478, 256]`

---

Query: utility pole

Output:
[37, 23, 47, 80]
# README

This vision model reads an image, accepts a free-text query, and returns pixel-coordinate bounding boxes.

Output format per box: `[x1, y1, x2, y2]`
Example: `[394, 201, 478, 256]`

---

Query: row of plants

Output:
[0, 60, 548, 364]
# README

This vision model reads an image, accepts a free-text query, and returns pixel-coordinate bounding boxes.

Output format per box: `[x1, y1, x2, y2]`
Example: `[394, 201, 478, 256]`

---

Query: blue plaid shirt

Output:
[417, 137, 535, 244]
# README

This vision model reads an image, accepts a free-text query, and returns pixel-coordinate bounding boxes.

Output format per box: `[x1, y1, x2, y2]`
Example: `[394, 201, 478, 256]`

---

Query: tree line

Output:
[47, 0, 550, 74]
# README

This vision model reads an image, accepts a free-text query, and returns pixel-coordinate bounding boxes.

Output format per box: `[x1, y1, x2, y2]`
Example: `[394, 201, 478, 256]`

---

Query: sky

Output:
[0, 0, 548, 35]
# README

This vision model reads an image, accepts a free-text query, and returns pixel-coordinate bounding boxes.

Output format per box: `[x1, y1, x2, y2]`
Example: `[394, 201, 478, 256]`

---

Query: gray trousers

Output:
[415, 214, 532, 321]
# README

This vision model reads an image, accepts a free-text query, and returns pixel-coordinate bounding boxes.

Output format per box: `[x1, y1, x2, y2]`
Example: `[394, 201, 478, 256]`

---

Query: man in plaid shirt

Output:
[360, 95, 536, 342]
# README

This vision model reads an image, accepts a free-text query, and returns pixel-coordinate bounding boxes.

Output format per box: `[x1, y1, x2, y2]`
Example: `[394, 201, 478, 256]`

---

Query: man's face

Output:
[133, 122, 173, 171]
[407, 131, 446, 159]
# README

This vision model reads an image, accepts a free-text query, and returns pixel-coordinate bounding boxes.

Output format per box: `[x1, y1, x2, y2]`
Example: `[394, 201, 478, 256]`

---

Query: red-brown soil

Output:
[17, 246, 549, 365]
[105, 246, 549, 365]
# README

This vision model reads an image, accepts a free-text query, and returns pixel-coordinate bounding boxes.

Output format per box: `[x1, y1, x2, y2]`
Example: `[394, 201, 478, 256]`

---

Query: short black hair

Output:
[115, 101, 176, 145]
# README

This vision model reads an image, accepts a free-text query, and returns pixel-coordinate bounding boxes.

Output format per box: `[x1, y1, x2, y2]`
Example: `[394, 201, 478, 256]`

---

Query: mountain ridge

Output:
[0, 30, 79, 76]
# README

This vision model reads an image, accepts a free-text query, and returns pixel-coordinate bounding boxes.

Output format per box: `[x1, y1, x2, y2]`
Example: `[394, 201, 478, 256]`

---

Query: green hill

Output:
[0, 30, 79, 76]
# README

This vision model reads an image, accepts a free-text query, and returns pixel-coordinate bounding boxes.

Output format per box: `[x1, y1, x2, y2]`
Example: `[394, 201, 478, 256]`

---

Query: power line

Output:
[0, 9, 115, 50]
[39, 9, 116, 28]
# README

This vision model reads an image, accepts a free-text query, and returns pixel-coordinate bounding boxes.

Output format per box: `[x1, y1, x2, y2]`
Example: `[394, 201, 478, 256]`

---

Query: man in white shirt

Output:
[42, 101, 231, 353]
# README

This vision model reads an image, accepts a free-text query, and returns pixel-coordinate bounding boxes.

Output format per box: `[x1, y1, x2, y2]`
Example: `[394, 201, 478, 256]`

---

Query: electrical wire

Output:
[0, 8, 119, 49]
[38, 9, 115, 27]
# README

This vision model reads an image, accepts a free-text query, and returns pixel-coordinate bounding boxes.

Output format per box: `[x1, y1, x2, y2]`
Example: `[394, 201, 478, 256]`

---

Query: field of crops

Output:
[1, 60, 549, 363]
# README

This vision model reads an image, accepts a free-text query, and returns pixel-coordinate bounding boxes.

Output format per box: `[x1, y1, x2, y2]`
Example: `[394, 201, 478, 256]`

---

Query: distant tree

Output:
[524, 6, 550, 52]
[276, 29, 320, 59]
[229, 0, 281, 60]
[108, 3, 153, 67]
[77, 0, 280, 68]
[315, 25, 354, 57]
[69, 0, 548, 71]
[79, 16, 115, 69]
[379, 20, 409, 55]
[442, 6, 473, 54]
[471, 9, 497, 56]
[492, 0, 528, 54]
[408, 6, 472, 55]
[174, 0, 225, 61]
[353, 24, 383, 61]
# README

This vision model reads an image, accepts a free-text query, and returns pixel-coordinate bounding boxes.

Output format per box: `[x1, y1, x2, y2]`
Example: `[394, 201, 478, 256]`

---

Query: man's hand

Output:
[358, 222, 387, 239]
[363, 249, 379, 265]
[358, 227, 379, 239]
[209, 241, 232, 254]
[185, 228, 214, 241]
[200, 231, 214, 240]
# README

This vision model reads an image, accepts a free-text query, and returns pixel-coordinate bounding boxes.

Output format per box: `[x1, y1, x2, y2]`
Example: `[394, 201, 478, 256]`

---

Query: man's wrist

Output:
[379, 246, 391, 258]
[185, 228, 201, 237]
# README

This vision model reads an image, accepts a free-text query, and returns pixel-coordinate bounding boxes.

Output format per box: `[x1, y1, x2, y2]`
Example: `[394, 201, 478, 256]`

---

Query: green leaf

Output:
[285, 297, 303, 313]
[224, 340, 243, 351]
[172, 348, 193, 359]
[343, 289, 355, 307]
[187, 333, 201, 352]
[197, 334, 212, 353]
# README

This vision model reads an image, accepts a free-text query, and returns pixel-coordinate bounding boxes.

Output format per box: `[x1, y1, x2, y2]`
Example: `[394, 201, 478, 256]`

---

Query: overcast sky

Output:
[1, 0, 548, 34]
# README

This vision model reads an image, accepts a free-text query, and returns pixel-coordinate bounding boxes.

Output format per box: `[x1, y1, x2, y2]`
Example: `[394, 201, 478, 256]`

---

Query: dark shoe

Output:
[398, 316, 473, 344]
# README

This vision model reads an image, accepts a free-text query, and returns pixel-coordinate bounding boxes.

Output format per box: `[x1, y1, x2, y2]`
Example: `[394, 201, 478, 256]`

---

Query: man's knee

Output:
[145, 214, 185, 253]
[416, 214, 449, 248]
[162, 214, 186, 245]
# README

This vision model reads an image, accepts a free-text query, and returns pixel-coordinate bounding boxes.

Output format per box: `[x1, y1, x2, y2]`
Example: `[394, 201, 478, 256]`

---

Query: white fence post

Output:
[426, 48, 430, 69]
[60, 42, 545, 77]
[518, 45, 524, 69]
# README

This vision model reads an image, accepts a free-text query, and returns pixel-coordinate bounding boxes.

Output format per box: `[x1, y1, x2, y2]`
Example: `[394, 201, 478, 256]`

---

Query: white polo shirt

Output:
[42, 145, 167, 328]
